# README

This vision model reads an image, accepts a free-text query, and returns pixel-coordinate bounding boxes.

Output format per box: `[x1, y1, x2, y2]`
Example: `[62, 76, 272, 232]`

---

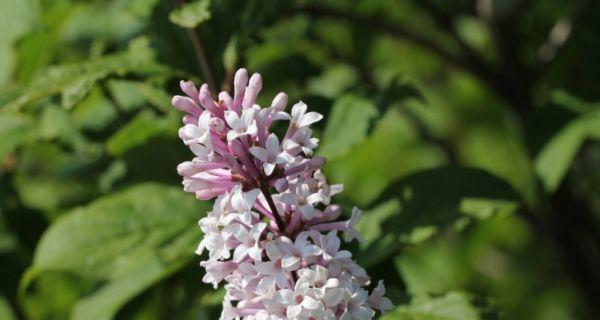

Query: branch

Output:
[260, 184, 287, 233]
[186, 28, 217, 95]
[174, 0, 217, 94]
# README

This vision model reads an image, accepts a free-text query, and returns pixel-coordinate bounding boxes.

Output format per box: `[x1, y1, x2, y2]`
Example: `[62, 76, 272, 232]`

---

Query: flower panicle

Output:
[174, 68, 393, 320]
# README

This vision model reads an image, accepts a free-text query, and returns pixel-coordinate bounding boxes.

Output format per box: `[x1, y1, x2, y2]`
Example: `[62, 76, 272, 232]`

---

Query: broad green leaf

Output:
[107, 80, 172, 113]
[381, 292, 482, 320]
[20, 272, 93, 320]
[14, 144, 100, 212]
[375, 166, 519, 236]
[395, 240, 467, 296]
[106, 110, 179, 157]
[98, 160, 127, 193]
[107, 80, 148, 112]
[0, 0, 38, 85]
[70, 86, 118, 132]
[0, 112, 32, 164]
[126, 0, 162, 19]
[454, 17, 492, 55]
[306, 65, 359, 99]
[60, 1, 145, 43]
[0, 295, 17, 320]
[169, 0, 211, 29]
[535, 109, 600, 193]
[319, 94, 379, 158]
[32, 183, 207, 280]
[1, 37, 167, 111]
[354, 199, 401, 268]
[457, 125, 536, 206]
[71, 228, 199, 320]
[357, 166, 520, 267]
[38, 105, 91, 152]
[62, 74, 102, 109]
[326, 109, 447, 205]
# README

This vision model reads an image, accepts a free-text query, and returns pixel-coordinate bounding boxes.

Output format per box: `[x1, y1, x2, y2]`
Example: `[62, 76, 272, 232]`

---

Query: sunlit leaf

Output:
[106, 110, 179, 157]
[169, 0, 211, 29]
[32, 183, 206, 280]
[357, 166, 520, 267]
[326, 109, 447, 205]
[535, 109, 600, 193]
[0, 0, 37, 85]
[71, 228, 199, 320]
[70, 86, 118, 132]
[14, 144, 100, 212]
[306, 65, 359, 99]
[0, 112, 32, 165]
[0, 295, 17, 320]
[1, 37, 167, 111]
[381, 292, 483, 320]
[319, 94, 379, 158]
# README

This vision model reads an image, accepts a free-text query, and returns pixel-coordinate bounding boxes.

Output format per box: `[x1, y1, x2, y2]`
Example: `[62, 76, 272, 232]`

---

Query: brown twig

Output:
[260, 184, 287, 233]
[175, 0, 217, 94]
[186, 28, 217, 95]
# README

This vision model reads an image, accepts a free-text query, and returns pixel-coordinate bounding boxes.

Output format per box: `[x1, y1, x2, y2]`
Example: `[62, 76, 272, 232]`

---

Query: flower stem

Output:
[260, 184, 286, 233]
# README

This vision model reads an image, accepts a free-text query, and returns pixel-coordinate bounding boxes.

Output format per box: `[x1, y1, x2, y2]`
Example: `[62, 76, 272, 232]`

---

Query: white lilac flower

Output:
[231, 222, 267, 262]
[284, 127, 319, 156]
[278, 233, 322, 271]
[279, 178, 325, 221]
[249, 134, 294, 175]
[225, 108, 257, 141]
[368, 280, 395, 313]
[275, 276, 323, 318]
[172, 68, 392, 319]
[291, 101, 323, 128]
[180, 110, 211, 145]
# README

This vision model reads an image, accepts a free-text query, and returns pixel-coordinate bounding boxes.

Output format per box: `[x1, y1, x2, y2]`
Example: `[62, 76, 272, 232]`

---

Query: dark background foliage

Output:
[1, 0, 599, 319]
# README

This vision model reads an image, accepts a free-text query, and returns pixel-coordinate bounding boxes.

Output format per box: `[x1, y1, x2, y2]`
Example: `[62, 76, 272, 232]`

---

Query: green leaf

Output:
[14, 144, 100, 212]
[60, 1, 145, 43]
[306, 64, 359, 99]
[319, 94, 379, 158]
[169, 0, 211, 29]
[381, 292, 483, 320]
[70, 86, 118, 132]
[377, 166, 519, 234]
[535, 109, 600, 193]
[106, 110, 178, 157]
[1, 37, 167, 111]
[326, 109, 447, 205]
[0, 0, 38, 85]
[32, 183, 206, 280]
[107, 80, 148, 112]
[222, 36, 239, 72]
[19, 272, 93, 320]
[38, 105, 89, 151]
[62, 74, 102, 109]
[71, 228, 199, 320]
[25, 183, 208, 320]
[0, 111, 32, 165]
[357, 166, 520, 267]
[456, 125, 536, 206]
[0, 295, 17, 320]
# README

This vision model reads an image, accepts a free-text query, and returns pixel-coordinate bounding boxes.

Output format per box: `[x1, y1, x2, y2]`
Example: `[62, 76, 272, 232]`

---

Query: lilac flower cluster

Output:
[173, 68, 393, 319]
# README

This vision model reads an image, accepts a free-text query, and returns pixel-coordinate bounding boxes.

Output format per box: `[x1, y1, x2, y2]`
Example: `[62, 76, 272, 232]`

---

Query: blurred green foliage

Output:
[1, 0, 599, 319]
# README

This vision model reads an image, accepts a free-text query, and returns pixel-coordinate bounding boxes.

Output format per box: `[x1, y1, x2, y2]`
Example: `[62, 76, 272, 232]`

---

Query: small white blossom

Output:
[225, 108, 257, 141]
[249, 134, 294, 175]
[291, 101, 323, 128]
